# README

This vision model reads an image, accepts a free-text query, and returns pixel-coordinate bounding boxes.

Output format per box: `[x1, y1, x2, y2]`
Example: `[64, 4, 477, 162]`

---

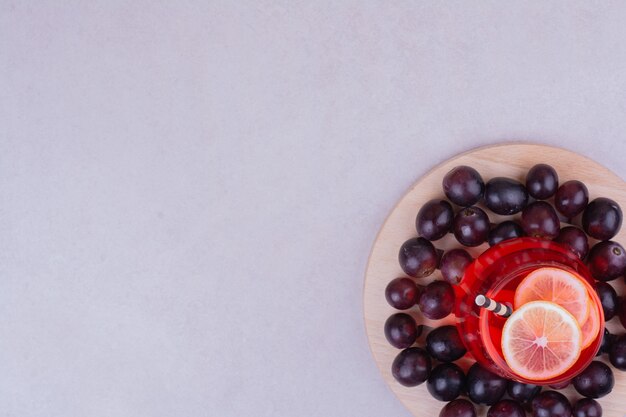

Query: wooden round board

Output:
[363, 143, 626, 417]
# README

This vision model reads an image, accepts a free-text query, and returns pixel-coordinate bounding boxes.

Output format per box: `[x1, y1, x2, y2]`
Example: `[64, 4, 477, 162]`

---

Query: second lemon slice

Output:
[514, 267, 590, 325]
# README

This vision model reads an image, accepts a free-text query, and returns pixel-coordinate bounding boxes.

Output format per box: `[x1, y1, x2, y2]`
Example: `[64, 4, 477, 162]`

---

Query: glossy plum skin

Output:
[427, 362, 466, 402]
[597, 329, 615, 356]
[488, 221, 525, 247]
[487, 399, 526, 417]
[555, 180, 589, 218]
[553, 226, 589, 259]
[385, 277, 419, 310]
[484, 177, 529, 215]
[416, 199, 454, 241]
[594, 282, 618, 320]
[521, 201, 560, 239]
[526, 163, 558, 200]
[507, 380, 541, 403]
[466, 362, 508, 405]
[548, 379, 571, 390]
[531, 390, 572, 417]
[453, 206, 490, 247]
[439, 399, 476, 417]
[573, 398, 602, 417]
[572, 361, 614, 399]
[418, 281, 455, 320]
[391, 347, 432, 387]
[587, 241, 626, 282]
[608, 334, 626, 370]
[426, 325, 467, 362]
[398, 237, 439, 278]
[620, 300, 626, 330]
[443, 166, 485, 207]
[440, 249, 473, 285]
[384, 313, 419, 349]
[582, 197, 623, 240]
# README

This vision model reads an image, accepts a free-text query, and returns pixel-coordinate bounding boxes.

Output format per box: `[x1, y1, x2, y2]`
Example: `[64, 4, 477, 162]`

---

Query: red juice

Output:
[455, 237, 604, 385]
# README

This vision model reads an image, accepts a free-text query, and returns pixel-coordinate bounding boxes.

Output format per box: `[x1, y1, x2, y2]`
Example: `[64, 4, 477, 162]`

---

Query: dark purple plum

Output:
[488, 221, 525, 246]
[608, 334, 626, 370]
[548, 379, 570, 390]
[466, 362, 507, 405]
[587, 241, 626, 282]
[391, 347, 432, 387]
[555, 180, 589, 218]
[453, 206, 490, 247]
[443, 166, 485, 207]
[597, 329, 615, 356]
[484, 177, 529, 215]
[399, 237, 439, 278]
[440, 249, 473, 285]
[487, 399, 525, 417]
[583, 197, 622, 240]
[553, 226, 589, 259]
[439, 399, 476, 417]
[526, 163, 558, 200]
[426, 325, 466, 362]
[385, 277, 419, 310]
[573, 398, 602, 417]
[427, 362, 465, 402]
[507, 380, 541, 403]
[416, 199, 454, 241]
[572, 361, 614, 398]
[419, 281, 455, 320]
[620, 300, 626, 330]
[384, 313, 420, 349]
[521, 201, 560, 239]
[531, 390, 572, 417]
[594, 282, 618, 320]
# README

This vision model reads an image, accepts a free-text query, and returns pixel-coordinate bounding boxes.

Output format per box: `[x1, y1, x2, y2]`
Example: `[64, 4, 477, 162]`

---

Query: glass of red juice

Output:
[454, 237, 604, 385]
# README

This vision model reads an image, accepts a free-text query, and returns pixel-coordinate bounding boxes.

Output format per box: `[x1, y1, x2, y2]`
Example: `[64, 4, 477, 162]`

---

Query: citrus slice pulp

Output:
[580, 296, 601, 349]
[502, 301, 582, 381]
[513, 267, 590, 325]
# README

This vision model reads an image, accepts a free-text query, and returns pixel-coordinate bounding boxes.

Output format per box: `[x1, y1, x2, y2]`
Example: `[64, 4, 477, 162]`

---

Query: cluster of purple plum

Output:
[384, 164, 626, 417]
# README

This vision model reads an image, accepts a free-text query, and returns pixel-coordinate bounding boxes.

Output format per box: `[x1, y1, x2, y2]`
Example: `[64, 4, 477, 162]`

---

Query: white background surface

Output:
[3, 2, 626, 417]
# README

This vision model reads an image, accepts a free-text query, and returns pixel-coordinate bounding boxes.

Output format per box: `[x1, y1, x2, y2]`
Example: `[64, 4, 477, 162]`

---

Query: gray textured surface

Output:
[2, 2, 626, 416]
